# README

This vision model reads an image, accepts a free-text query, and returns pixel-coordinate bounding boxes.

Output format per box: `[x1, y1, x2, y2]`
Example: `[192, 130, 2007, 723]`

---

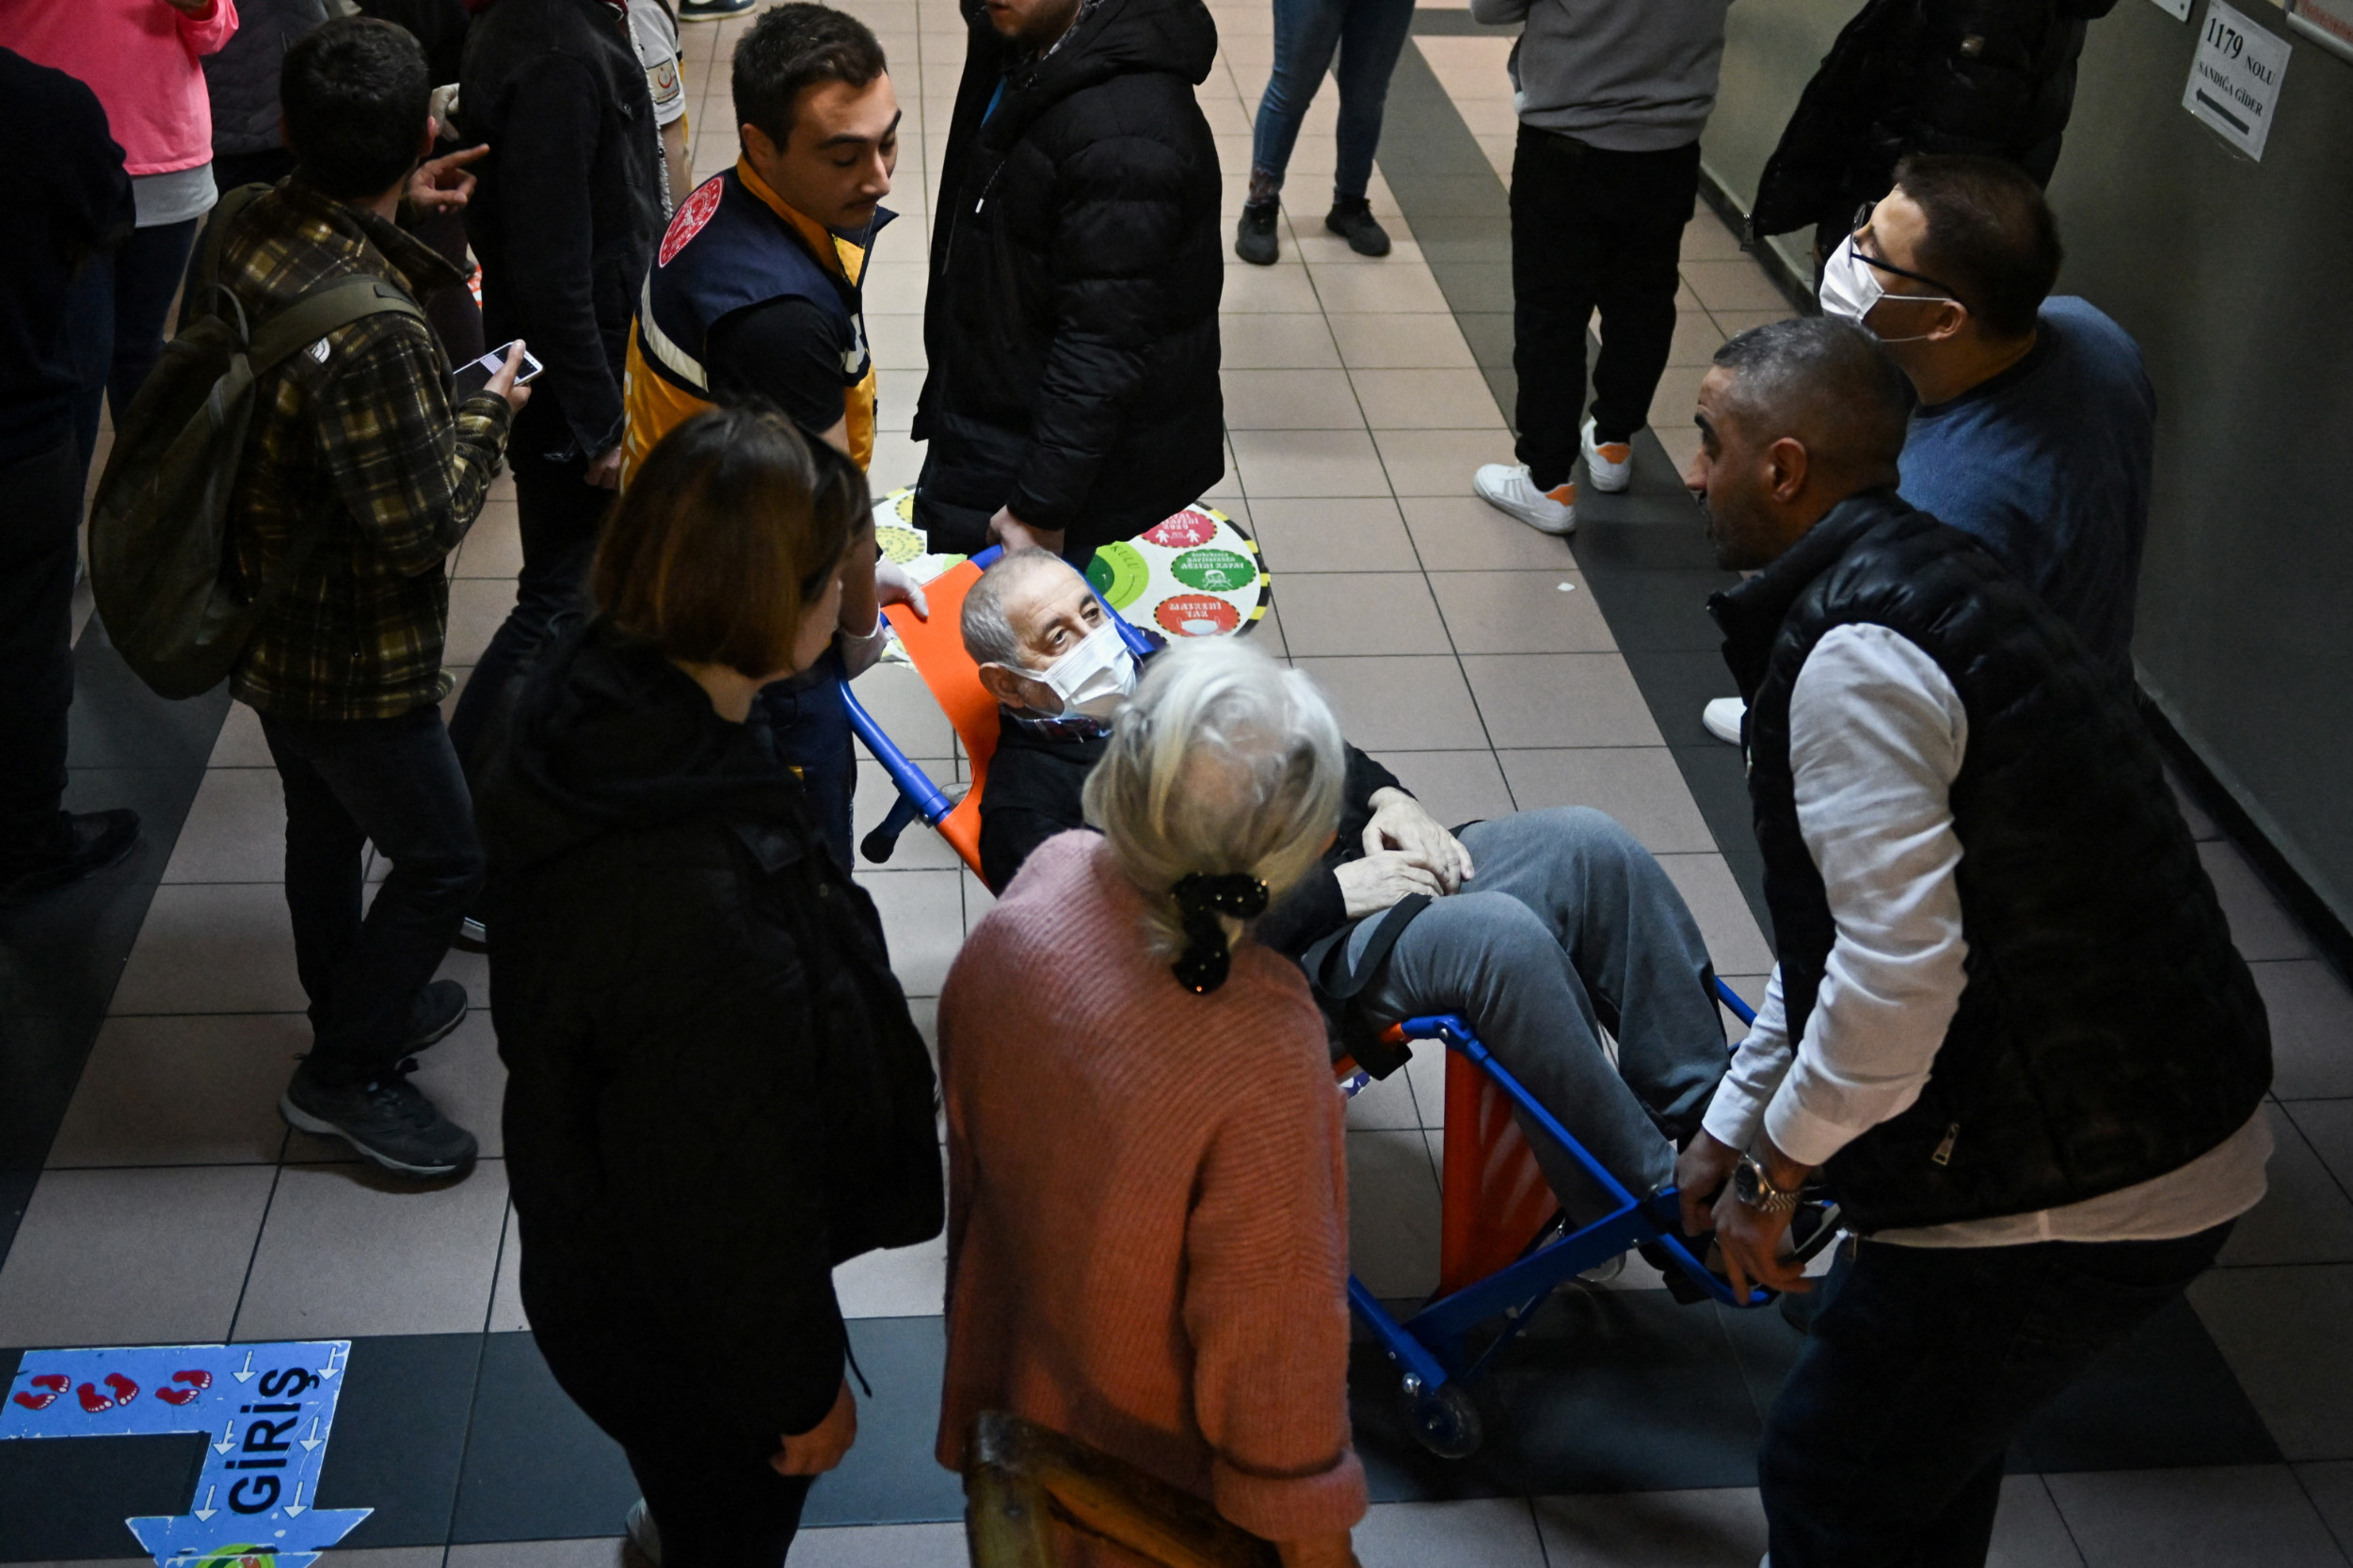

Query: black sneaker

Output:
[677, 0, 754, 18]
[1324, 197, 1391, 257]
[1234, 200, 1279, 265]
[451, 915, 489, 954]
[400, 980, 471, 1052]
[0, 809, 140, 904]
[280, 1058, 479, 1178]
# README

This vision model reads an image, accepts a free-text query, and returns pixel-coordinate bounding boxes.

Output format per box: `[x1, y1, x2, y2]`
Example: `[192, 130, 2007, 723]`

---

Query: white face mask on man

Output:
[1037, 618, 1137, 720]
[1817, 234, 1958, 344]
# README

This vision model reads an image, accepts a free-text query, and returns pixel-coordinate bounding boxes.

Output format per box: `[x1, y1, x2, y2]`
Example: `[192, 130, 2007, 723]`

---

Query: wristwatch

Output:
[1734, 1152, 1804, 1215]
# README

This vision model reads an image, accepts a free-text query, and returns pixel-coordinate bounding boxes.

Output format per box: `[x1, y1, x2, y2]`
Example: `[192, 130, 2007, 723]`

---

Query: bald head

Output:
[1711, 317, 1913, 478]
[1685, 317, 1913, 571]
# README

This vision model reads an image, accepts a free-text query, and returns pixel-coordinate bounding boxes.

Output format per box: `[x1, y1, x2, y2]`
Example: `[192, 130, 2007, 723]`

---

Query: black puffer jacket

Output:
[201, 0, 328, 159]
[913, 0, 1225, 561]
[478, 620, 944, 1446]
[459, 0, 664, 457]
[1751, 0, 2117, 240]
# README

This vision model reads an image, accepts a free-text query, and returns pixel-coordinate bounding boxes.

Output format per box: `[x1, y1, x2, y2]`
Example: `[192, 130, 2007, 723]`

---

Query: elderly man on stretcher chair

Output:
[960, 547, 1744, 1294]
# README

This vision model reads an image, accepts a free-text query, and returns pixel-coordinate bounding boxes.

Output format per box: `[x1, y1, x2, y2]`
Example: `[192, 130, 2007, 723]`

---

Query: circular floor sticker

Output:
[869, 491, 1271, 643]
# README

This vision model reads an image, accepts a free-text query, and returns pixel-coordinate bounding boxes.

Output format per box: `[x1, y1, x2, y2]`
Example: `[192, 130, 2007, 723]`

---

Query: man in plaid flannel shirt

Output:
[220, 18, 526, 1178]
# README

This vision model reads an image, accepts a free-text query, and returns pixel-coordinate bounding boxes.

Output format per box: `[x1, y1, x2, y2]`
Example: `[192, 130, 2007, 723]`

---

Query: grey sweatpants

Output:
[1353, 807, 1729, 1223]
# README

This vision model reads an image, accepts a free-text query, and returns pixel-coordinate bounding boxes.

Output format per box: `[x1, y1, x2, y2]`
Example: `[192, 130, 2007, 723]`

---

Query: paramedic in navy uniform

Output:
[1674, 316, 2271, 1568]
[620, 3, 919, 868]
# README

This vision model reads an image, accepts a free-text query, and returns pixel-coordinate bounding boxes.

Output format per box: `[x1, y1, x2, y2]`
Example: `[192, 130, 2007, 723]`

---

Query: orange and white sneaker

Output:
[1581, 418, 1634, 493]
[1473, 463, 1577, 536]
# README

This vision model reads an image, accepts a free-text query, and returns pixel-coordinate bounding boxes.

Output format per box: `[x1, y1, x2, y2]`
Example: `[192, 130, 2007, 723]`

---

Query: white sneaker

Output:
[1581, 418, 1634, 493]
[1473, 463, 1577, 536]
[1703, 696, 1746, 746]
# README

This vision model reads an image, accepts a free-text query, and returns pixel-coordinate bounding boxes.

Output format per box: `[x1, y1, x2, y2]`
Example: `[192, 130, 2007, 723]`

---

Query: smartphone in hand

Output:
[453, 340, 544, 400]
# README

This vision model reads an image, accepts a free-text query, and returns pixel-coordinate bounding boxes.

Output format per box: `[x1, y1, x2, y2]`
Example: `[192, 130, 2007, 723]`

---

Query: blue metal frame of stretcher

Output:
[843, 544, 1162, 864]
[1347, 985, 1770, 1408]
[839, 546, 1768, 1400]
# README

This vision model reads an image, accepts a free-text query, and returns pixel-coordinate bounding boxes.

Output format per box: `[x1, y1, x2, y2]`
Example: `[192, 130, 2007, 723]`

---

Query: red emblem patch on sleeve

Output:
[658, 177, 726, 267]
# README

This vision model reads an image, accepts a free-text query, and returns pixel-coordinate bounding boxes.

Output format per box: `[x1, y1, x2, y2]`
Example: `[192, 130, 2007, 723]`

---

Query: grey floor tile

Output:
[1277, 571, 1450, 656]
[2258, 960, 2353, 1099]
[1496, 750, 1717, 855]
[48, 1012, 304, 1167]
[856, 868, 965, 998]
[2300, 1462, 2353, 1558]
[1347, 1061, 1424, 1130]
[788, 1522, 969, 1567]
[1429, 569, 1618, 654]
[446, 1544, 614, 1568]
[1357, 1497, 1546, 1566]
[2220, 1104, 2353, 1266]
[833, 1228, 948, 1319]
[2189, 1264, 2353, 1460]
[488, 1203, 526, 1333]
[1218, 311, 1342, 369]
[1292, 656, 1490, 751]
[1404, 495, 1582, 572]
[161, 765, 285, 883]
[1371, 747, 1516, 827]
[2045, 1464, 2349, 1567]
[234, 1160, 510, 1341]
[0, 1164, 278, 1347]
[2290, 1099, 2353, 1201]
[848, 661, 955, 763]
[1349, 1126, 1443, 1298]
[1222, 366, 1366, 428]
[1678, 260, 1793, 315]
[287, 1007, 507, 1164]
[207, 697, 274, 765]
[2201, 841, 2316, 962]
[1349, 367, 1509, 429]
[444, 578, 516, 668]
[2169, 768, 2225, 840]
[1230, 426, 1392, 497]
[1373, 426, 1513, 497]
[1533, 1485, 1767, 1566]
[1986, 1474, 2089, 1567]
[110, 880, 308, 1015]
[1221, 261, 1325, 312]
[1654, 853, 1774, 976]
[1328, 312, 1478, 370]
[1462, 654, 1664, 748]
[455, 497, 522, 581]
[1312, 264, 1457, 316]
[1248, 496, 1422, 574]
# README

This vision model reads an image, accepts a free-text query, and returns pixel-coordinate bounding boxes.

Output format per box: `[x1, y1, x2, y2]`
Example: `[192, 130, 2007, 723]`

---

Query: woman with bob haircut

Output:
[476, 407, 944, 1566]
[936, 636, 1369, 1567]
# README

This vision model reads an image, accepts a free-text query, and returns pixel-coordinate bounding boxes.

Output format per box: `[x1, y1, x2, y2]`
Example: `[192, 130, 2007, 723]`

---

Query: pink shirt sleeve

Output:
[177, 0, 240, 56]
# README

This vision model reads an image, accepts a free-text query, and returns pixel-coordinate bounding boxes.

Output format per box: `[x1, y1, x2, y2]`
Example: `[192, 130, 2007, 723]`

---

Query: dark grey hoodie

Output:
[1471, 0, 1732, 152]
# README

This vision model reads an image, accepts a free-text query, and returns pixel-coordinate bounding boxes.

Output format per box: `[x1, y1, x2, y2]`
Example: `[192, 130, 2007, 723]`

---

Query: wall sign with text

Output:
[2184, 0, 2293, 159]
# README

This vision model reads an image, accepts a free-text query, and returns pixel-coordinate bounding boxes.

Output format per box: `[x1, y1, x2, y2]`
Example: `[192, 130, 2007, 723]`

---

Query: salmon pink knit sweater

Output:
[936, 833, 1369, 1543]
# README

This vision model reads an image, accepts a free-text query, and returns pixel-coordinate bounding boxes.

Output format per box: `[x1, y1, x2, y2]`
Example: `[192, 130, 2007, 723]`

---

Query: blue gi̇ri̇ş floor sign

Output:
[3, 1340, 367, 1566]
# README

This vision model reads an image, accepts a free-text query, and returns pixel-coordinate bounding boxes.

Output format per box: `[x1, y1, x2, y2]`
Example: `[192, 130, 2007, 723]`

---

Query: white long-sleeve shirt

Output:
[1700, 623, 2268, 1247]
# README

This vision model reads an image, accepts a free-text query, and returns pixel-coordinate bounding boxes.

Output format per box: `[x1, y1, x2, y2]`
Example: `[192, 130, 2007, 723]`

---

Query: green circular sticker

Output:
[1169, 547, 1255, 594]
[1085, 540, 1150, 609]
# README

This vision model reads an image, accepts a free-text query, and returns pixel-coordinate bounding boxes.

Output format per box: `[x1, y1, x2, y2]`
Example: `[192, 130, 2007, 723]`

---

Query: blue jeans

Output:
[262, 703, 485, 1083]
[1248, 0, 1418, 202]
[1357, 808, 1728, 1222]
[1761, 1222, 2235, 1567]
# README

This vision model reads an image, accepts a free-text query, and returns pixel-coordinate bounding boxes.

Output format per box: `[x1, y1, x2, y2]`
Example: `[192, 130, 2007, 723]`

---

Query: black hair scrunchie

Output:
[1170, 872, 1271, 995]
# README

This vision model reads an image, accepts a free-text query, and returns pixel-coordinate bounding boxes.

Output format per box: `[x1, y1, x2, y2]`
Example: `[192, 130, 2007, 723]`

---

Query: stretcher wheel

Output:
[1402, 1379, 1482, 1460]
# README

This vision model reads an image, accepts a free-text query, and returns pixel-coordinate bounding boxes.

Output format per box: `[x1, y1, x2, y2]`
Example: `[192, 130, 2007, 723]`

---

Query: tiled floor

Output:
[5, 1, 2353, 1564]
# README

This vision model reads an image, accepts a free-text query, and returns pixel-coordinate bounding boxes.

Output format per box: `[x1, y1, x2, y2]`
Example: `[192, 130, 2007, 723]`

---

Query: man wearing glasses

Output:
[1704, 152, 2153, 746]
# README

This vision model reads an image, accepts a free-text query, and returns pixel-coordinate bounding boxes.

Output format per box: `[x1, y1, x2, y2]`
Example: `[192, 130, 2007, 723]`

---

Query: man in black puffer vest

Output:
[912, 0, 1224, 567]
[1670, 319, 2270, 1568]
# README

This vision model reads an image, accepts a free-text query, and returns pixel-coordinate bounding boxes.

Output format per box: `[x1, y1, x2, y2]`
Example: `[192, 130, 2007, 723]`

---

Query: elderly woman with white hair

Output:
[934, 636, 1366, 1568]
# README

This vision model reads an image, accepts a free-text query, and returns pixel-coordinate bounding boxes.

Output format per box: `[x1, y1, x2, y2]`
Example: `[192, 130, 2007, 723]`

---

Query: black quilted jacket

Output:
[912, 0, 1225, 559]
[1712, 490, 2269, 1233]
[477, 620, 943, 1445]
[1751, 0, 2116, 240]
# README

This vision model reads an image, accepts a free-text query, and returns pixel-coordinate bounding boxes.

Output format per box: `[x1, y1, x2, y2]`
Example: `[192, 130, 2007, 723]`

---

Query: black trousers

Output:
[445, 385, 612, 773]
[624, 1434, 816, 1567]
[261, 703, 484, 1081]
[0, 437, 85, 855]
[1760, 1221, 2234, 1567]
[1509, 127, 1700, 488]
